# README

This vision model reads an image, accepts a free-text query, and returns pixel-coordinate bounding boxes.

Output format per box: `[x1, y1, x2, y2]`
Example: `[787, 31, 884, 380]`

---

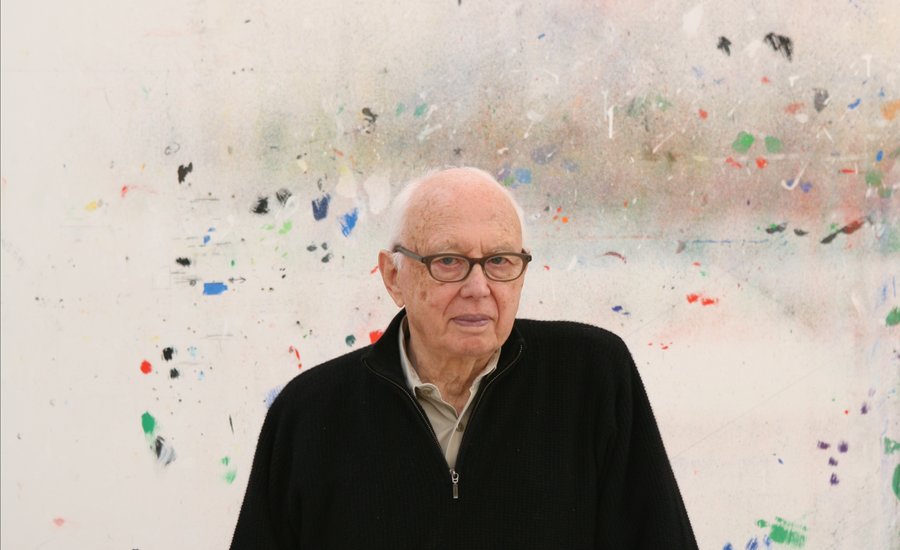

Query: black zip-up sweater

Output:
[230, 311, 698, 549]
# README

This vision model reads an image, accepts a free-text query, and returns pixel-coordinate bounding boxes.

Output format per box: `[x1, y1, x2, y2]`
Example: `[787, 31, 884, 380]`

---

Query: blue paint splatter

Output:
[264, 385, 284, 409]
[203, 282, 228, 295]
[799, 182, 813, 193]
[537, 32, 545, 39]
[745, 537, 759, 550]
[723, 545, 734, 550]
[848, 98, 861, 109]
[198, 370, 205, 381]
[202, 227, 216, 246]
[312, 194, 331, 221]
[339, 208, 359, 237]
[515, 168, 532, 184]
[187, 346, 198, 358]
[876, 150, 884, 162]
[611, 305, 630, 316]
[562, 159, 579, 172]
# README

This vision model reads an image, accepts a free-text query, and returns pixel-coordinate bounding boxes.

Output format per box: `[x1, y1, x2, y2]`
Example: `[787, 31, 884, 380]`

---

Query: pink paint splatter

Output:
[53, 517, 65, 527]
[725, 157, 742, 169]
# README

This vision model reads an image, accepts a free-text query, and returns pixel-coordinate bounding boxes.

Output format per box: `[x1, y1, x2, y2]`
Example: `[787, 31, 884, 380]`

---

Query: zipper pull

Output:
[450, 469, 460, 499]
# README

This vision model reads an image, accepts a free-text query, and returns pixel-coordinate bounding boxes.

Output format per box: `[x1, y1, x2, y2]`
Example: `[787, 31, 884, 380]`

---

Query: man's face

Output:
[380, 173, 526, 363]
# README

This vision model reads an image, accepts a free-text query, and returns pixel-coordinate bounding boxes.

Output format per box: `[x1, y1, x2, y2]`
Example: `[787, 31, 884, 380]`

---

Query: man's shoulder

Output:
[272, 346, 370, 409]
[514, 317, 627, 350]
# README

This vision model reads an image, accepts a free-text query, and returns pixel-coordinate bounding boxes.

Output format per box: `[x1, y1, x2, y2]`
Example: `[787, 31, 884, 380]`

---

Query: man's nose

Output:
[460, 263, 491, 296]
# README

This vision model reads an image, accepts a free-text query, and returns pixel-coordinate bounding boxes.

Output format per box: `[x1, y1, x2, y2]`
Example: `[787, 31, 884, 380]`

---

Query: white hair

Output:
[386, 166, 527, 268]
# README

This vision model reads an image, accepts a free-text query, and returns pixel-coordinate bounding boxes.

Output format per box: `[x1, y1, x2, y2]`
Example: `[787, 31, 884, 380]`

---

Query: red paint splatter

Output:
[687, 293, 719, 306]
[623, 200, 628, 208]
[140, 360, 152, 374]
[53, 518, 65, 527]
[543, 265, 550, 271]
[332, 148, 345, 157]
[370, 266, 379, 274]
[288, 345, 303, 369]
[843, 219, 865, 234]
[369, 330, 384, 344]
[843, 409, 849, 415]
[761, 76, 771, 84]
[725, 157, 742, 168]
[121, 185, 130, 198]
[692, 262, 701, 267]
[784, 103, 804, 114]
[756, 157, 768, 169]
[698, 109, 708, 120]
[839, 168, 857, 174]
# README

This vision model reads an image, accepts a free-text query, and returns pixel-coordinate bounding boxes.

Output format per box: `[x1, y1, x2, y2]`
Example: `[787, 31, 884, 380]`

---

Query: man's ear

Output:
[378, 250, 405, 308]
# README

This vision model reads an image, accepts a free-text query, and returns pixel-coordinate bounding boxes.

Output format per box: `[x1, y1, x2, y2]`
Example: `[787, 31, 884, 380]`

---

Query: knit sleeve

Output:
[229, 395, 299, 549]
[595, 341, 698, 549]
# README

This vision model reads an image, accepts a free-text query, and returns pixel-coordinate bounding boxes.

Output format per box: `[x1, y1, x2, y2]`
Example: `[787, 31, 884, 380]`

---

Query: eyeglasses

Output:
[393, 245, 532, 283]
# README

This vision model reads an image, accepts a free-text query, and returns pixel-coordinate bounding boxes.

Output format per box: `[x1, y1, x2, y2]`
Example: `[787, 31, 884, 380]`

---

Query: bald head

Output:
[388, 167, 526, 253]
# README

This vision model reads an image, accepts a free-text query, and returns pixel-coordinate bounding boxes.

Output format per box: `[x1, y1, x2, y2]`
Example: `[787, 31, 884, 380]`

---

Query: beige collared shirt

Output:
[399, 319, 500, 468]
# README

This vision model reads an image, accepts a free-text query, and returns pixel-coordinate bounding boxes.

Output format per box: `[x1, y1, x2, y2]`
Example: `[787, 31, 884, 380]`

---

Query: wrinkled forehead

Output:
[403, 176, 522, 250]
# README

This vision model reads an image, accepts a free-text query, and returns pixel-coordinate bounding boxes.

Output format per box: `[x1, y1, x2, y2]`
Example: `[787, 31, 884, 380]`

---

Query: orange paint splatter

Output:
[140, 360, 152, 374]
[756, 157, 768, 169]
[561, 216, 569, 223]
[784, 103, 804, 114]
[369, 330, 384, 344]
[698, 109, 708, 120]
[881, 99, 900, 121]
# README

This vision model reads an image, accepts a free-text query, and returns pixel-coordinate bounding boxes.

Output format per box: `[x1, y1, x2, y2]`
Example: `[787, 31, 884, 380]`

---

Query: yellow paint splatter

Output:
[85, 200, 102, 211]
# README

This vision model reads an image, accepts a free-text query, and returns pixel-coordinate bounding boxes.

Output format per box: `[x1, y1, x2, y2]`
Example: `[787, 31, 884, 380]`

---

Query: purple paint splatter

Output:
[817, 441, 830, 450]
[838, 441, 849, 453]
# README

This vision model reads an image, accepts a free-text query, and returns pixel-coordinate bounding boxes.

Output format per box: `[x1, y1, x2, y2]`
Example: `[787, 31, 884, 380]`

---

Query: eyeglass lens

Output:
[429, 254, 525, 282]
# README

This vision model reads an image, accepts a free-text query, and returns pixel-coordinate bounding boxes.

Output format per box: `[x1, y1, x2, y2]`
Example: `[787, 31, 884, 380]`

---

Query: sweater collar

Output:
[363, 309, 526, 389]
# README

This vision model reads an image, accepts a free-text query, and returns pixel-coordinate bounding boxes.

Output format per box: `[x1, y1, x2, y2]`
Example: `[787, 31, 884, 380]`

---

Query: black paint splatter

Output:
[306, 244, 318, 252]
[362, 108, 378, 125]
[153, 436, 176, 465]
[821, 217, 867, 244]
[162, 347, 175, 361]
[766, 222, 788, 234]
[321, 253, 333, 263]
[717, 36, 732, 56]
[169, 368, 180, 379]
[793, 229, 808, 236]
[252, 196, 270, 214]
[813, 88, 830, 112]
[175, 257, 191, 267]
[275, 188, 292, 206]
[177, 162, 193, 184]
[764, 33, 793, 61]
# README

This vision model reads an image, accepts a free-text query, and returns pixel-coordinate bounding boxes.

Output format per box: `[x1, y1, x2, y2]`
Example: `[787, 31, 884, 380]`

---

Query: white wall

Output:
[2, 1, 898, 548]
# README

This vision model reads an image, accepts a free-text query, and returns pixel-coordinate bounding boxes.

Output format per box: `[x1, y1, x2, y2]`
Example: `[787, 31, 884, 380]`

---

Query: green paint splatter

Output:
[221, 456, 231, 466]
[767, 517, 807, 548]
[885, 437, 900, 454]
[224, 470, 238, 484]
[413, 103, 428, 117]
[141, 412, 156, 436]
[654, 95, 673, 111]
[887, 307, 900, 327]
[626, 96, 647, 118]
[865, 170, 883, 187]
[893, 464, 900, 501]
[278, 221, 292, 235]
[765, 136, 783, 153]
[263, 224, 275, 231]
[345, 335, 357, 346]
[230, 259, 236, 267]
[732, 132, 756, 153]
[395, 103, 406, 116]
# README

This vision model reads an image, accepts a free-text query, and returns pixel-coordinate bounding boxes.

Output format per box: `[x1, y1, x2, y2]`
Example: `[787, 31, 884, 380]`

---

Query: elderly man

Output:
[230, 167, 698, 549]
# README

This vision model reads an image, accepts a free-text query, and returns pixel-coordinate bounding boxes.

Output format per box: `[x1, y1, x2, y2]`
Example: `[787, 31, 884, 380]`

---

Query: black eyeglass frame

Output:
[393, 245, 532, 283]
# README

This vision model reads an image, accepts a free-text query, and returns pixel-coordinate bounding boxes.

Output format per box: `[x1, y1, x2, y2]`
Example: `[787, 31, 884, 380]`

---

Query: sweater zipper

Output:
[453, 343, 525, 482]
[365, 341, 524, 501]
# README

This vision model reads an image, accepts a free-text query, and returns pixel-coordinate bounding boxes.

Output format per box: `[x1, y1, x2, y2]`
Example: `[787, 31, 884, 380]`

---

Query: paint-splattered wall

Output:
[1, 0, 898, 548]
